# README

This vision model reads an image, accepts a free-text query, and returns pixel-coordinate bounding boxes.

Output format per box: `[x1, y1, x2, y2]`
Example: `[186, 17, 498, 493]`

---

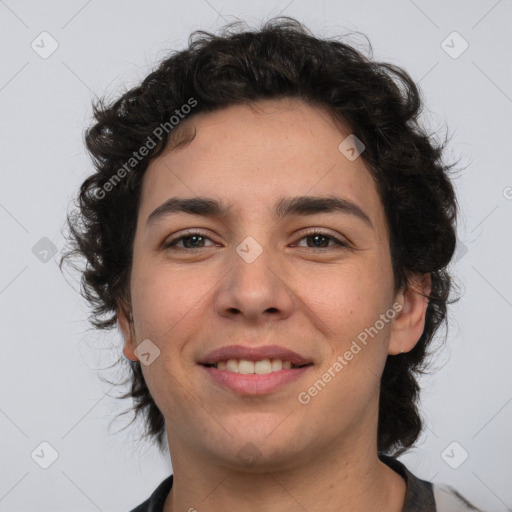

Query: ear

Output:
[117, 299, 138, 362]
[388, 273, 431, 355]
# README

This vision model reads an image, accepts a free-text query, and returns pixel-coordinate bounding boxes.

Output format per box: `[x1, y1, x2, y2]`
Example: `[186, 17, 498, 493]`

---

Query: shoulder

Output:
[379, 454, 483, 512]
[128, 474, 174, 512]
[379, 453, 436, 511]
[432, 482, 484, 512]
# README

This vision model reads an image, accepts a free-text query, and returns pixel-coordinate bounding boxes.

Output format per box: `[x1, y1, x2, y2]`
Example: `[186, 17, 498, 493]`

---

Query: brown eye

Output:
[164, 231, 216, 250]
[294, 230, 349, 250]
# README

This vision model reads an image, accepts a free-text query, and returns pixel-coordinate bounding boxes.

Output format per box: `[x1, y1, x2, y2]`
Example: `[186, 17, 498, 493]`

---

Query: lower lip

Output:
[200, 365, 312, 396]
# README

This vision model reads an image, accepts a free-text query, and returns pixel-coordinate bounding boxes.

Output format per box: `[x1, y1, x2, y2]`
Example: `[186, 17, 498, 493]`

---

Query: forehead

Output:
[138, 99, 387, 237]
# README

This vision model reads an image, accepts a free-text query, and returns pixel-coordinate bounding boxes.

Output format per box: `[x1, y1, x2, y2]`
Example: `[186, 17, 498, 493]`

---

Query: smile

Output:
[203, 358, 311, 373]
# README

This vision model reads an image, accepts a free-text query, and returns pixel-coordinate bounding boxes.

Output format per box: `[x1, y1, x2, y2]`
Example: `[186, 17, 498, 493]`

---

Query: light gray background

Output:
[1, 0, 511, 511]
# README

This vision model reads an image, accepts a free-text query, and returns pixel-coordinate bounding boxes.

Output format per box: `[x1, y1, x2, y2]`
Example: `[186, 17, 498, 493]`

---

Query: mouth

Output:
[202, 359, 312, 372]
[197, 345, 314, 395]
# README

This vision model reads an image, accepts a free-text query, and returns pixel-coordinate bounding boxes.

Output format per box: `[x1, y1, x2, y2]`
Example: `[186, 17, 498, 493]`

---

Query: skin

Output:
[118, 97, 431, 512]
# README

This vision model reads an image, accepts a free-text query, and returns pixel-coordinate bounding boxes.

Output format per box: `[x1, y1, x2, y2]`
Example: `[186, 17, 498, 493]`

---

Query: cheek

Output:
[298, 260, 394, 382]
[129, 259, 171, 335]
[299, 260, 388, 329]
[130, 260, 215, 346]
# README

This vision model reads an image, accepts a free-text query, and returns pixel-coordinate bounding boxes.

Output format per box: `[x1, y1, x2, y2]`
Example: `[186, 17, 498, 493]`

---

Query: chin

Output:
[213, 443, 302, 474]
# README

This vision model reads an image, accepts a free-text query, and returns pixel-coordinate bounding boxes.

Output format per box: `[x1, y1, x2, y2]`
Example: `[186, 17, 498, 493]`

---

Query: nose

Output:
[213, 244, 294, 324]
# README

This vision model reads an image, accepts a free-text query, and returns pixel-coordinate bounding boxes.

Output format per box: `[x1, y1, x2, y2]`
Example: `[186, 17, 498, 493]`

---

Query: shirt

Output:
[129, 454, 483, 512]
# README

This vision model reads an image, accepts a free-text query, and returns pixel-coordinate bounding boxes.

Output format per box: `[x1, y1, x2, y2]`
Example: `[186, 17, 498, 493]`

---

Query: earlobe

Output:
[117, 302, 139, 362]
[123, 344, 138, 362]
[388, 273, 431, 356]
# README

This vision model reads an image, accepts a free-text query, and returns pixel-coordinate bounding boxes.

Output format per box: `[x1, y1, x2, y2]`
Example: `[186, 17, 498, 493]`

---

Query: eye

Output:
[293, 229, 350, 250]
[164, 230, 217, 250]
[163, 229, 350, 251]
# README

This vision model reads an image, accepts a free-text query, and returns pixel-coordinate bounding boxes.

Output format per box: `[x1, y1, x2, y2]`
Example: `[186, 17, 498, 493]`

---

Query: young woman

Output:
[62, 16, 482, 512]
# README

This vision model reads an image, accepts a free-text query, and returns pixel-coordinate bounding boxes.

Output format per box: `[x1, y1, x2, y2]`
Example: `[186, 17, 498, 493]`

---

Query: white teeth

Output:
[255, 359, 272, 374]
[271, 359, 282, 371]
[213, 358, 299, 373]
[226, 359, 239, 372]
[238, 359, 254, 374]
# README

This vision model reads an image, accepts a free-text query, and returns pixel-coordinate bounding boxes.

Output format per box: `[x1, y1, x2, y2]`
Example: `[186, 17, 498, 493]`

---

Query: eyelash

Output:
[163, 228, 350, 251]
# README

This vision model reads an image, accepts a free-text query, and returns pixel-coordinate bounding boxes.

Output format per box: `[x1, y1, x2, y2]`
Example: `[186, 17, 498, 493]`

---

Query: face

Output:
[119, 98, 429, 471]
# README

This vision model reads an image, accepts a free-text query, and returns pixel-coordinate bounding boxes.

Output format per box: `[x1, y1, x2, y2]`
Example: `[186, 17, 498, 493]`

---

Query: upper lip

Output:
[197, 345, 313, 366]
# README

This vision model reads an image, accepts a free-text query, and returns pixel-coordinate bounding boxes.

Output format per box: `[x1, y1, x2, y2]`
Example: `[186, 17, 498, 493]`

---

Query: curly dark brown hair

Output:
[60, 16, 462, 458]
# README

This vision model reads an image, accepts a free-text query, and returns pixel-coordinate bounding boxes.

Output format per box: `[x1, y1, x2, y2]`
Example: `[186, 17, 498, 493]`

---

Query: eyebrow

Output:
[146, 195, 374, 229]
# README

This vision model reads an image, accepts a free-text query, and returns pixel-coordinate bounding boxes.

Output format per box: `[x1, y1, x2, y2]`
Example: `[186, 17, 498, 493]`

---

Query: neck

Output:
[163, 435, 406, 512]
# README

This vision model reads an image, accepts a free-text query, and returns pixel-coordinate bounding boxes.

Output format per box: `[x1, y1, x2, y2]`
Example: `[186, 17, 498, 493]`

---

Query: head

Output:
[61, 17, 459, 462]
